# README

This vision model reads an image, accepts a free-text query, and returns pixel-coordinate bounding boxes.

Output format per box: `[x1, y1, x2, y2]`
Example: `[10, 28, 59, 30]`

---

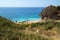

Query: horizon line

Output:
[0, 6, 45, 7]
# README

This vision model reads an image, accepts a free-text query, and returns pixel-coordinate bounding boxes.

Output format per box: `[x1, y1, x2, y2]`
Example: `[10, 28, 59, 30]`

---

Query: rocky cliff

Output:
[40, 5, 60, 20]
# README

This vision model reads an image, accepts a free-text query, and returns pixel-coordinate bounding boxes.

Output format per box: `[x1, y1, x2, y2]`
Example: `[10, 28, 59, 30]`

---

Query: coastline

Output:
[15, 19, 46, 24]
[15, 19, 60, 24]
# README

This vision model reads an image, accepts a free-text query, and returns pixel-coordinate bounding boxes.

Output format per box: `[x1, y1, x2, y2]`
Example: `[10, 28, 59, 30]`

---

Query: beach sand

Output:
[15, 19, 46, 24]
[15, 19, 60, 24]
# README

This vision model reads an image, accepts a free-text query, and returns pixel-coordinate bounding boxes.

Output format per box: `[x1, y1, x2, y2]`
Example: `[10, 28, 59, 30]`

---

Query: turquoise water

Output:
[12, 18, 41, 22]
[0, 7, 44, 22]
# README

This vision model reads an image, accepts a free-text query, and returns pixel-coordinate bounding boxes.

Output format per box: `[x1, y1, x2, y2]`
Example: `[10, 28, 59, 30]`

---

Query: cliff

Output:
[40, 5, 60, 20]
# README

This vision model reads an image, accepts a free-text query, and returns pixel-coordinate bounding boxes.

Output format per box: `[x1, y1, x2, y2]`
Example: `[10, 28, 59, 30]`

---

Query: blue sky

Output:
[0, 0, 60, 7]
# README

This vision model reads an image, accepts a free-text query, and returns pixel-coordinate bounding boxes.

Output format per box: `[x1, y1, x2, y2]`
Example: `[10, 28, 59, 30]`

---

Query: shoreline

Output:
[15, 19, 60, 24]
[15, 19, 46, 24]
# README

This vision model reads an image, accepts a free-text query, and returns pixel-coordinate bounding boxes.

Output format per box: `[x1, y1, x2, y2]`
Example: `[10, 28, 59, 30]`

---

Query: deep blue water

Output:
[0, 7, 44, 22]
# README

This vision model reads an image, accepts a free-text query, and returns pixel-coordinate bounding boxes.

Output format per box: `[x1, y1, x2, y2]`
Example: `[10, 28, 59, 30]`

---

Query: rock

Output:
[40, 5, 60, 20]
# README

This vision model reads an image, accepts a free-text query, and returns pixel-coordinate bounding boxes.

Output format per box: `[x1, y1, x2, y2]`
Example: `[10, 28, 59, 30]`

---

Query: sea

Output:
[0, 7, 44, 22]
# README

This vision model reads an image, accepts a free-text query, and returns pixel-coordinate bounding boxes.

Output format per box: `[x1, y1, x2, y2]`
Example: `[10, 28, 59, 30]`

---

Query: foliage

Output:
[0, 16, 49, 40]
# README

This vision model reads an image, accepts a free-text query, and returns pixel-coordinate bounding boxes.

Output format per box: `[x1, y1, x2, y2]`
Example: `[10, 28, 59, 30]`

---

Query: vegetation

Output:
[0, 16, 60, 40]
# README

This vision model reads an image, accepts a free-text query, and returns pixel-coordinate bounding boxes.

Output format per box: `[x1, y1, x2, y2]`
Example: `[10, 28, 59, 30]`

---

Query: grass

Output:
[0, 16, 60, 40]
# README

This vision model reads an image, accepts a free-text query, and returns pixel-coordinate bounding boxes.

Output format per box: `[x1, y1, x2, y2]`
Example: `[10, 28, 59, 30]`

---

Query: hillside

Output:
[0, 16, 60, 40]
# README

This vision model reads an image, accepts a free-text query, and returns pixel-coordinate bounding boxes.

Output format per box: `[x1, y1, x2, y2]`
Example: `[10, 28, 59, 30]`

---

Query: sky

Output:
[0, 0, 60, 7]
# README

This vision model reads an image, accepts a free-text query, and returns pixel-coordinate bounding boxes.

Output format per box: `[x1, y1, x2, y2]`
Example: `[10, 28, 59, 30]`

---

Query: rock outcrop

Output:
[40, 5, 60, 20]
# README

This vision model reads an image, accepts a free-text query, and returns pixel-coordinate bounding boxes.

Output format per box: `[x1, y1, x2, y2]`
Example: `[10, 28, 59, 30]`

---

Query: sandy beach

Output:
[15, 19, 60, 24]
[15, 19, 46, 24]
